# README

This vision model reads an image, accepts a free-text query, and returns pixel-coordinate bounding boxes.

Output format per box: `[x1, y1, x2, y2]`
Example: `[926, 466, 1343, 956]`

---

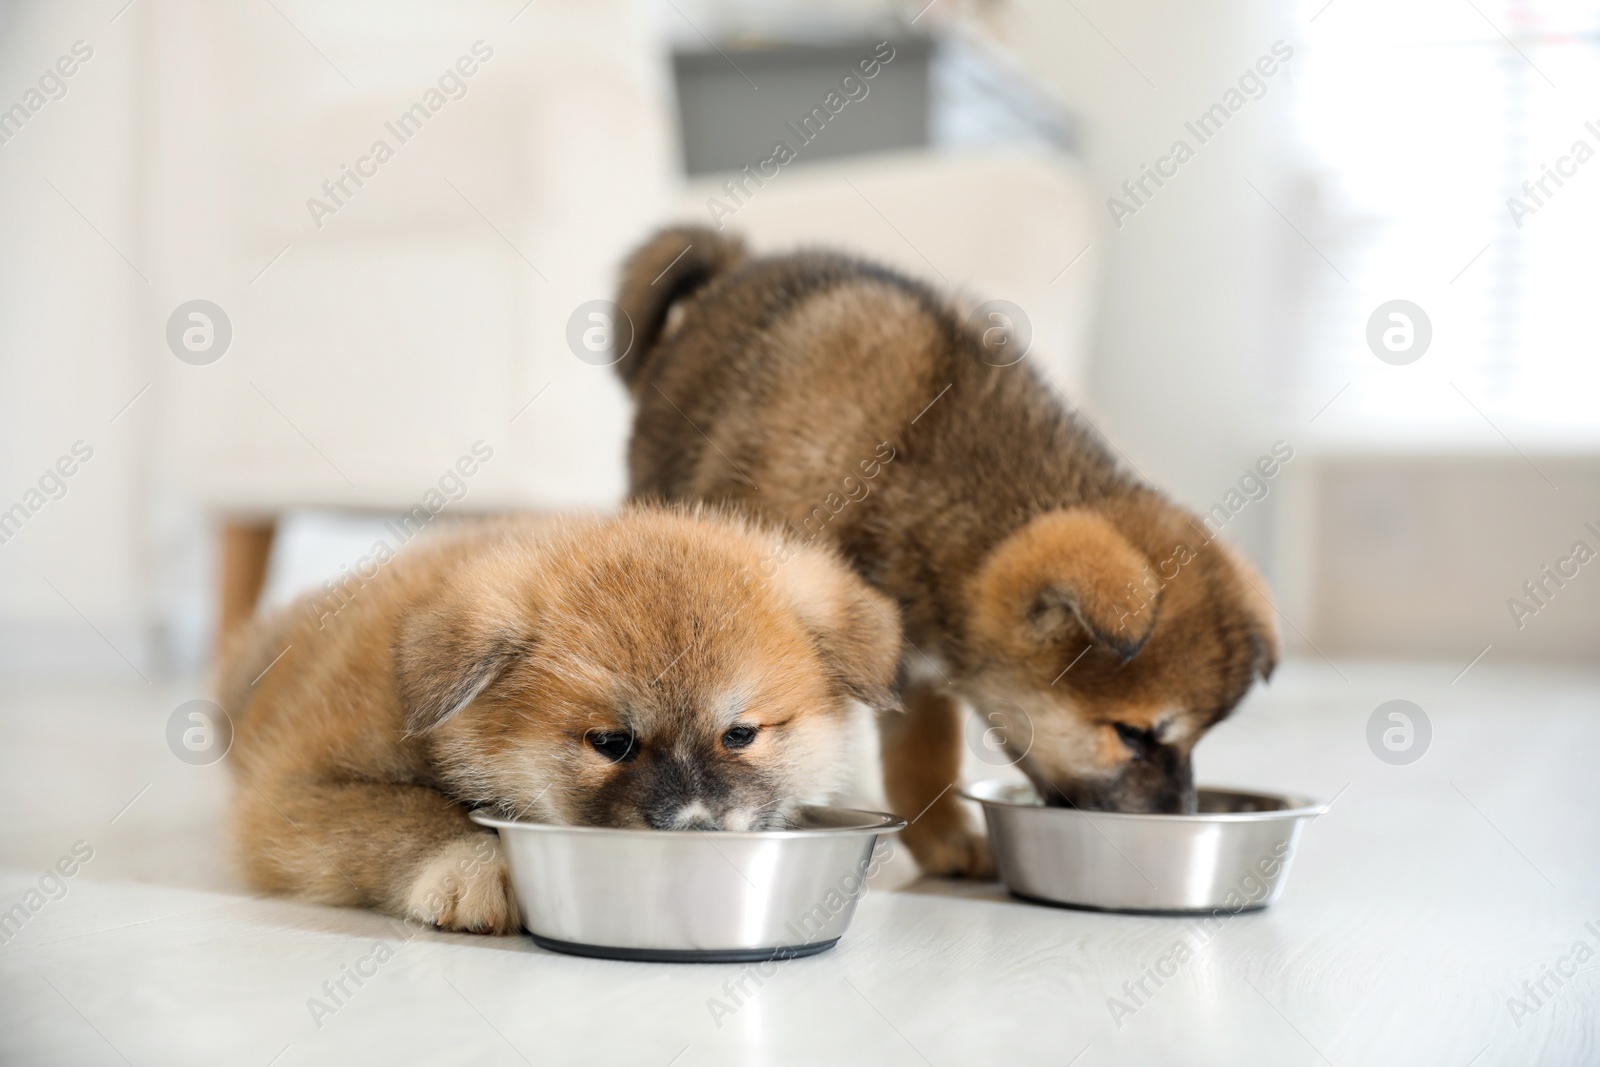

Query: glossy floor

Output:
[1, 659, 1595, 1066]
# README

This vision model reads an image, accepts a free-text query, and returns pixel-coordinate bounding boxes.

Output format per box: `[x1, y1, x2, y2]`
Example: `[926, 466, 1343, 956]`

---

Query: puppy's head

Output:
[397, 509, 900, 831]
[961, 497, 1277, 813]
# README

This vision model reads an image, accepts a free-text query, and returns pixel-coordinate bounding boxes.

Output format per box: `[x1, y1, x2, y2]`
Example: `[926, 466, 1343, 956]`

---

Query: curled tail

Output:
[612, 226, 746, 393]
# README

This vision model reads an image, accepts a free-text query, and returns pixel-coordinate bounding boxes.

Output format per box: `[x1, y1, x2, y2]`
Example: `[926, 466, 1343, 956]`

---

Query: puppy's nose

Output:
[672, 799, 722, 831]
[644, 799, 722, 831]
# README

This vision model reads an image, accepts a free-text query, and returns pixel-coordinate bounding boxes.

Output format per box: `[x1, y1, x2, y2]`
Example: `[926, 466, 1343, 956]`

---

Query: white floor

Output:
[1, 658, 1596, 1066]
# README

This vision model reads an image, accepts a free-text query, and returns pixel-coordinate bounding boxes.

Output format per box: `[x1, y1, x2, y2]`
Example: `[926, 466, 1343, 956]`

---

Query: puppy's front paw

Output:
[403, 836, 520, 935]
[903, 818, 996, 880]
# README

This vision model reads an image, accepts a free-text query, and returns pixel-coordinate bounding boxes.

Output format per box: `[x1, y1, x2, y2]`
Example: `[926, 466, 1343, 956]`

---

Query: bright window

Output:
[1294, 0, 1600, 437]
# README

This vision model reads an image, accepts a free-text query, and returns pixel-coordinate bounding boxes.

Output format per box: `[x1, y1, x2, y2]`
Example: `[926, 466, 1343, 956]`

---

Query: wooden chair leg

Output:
[218, 519, 276, 652]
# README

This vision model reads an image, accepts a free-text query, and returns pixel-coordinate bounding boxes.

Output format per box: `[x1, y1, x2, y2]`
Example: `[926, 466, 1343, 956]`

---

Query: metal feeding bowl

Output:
[470, 807, 905, 963]
[961, 779, 1325, 914]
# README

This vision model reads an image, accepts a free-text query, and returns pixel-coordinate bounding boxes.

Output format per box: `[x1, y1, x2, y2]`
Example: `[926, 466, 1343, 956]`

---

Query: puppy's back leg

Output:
[879, 680, 995, 879]
[233, 777, 519, 935]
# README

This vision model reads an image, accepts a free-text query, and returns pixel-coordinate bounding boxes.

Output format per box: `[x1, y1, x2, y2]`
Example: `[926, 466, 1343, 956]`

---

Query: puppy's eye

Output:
[1113, 722, 1152, 761]
[586, 730, 637, 763]
[722, 724, 759, 750]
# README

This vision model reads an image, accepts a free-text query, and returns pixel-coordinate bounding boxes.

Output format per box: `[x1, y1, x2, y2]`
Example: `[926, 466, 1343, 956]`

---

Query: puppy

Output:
[611, 227, 1280, 877]
[220, 508, 900, 933]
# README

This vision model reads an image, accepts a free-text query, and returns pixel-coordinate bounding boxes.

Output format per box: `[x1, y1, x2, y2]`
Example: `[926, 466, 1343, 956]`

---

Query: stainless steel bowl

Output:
[470, 806, 905, 962]
[961, 779, 1325, 914]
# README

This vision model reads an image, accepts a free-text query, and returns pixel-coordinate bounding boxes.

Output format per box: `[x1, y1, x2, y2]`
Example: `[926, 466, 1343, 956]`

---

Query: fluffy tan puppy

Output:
[220, 508, 900, 934]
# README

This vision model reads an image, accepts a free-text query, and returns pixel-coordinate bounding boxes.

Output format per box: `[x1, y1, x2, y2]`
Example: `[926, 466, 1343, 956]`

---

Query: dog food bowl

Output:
[470, 807, 905, 962]
[961, 779, 1325, 914]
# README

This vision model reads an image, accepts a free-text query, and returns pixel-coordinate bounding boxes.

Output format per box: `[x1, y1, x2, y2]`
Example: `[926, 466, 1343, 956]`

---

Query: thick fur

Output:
[613, 227, 1280, 876]
[222, 508, 901, 933]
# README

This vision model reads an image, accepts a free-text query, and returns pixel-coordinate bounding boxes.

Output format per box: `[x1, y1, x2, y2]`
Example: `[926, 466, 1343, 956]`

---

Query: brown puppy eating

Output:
[220, 508, 900, 933]
[612, 228, 1280, 877]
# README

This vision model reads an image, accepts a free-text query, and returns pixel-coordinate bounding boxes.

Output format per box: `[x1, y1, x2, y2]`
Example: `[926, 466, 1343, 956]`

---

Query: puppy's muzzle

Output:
[1032, 748, 1197, 815]
[638, 755, 730, 830]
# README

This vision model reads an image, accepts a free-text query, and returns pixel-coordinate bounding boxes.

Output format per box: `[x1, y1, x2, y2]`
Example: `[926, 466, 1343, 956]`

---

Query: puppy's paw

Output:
[904, 820, 996, 880]
[403, 836, 520, 935]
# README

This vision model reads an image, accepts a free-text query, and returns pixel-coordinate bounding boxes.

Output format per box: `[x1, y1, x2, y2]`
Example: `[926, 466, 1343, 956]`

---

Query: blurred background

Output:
[3, 4, 1598, 1064]
[1, 0, 1596, 679]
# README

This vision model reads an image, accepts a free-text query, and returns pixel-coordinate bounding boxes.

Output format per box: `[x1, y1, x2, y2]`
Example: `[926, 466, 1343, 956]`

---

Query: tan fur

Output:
[612, 228, 1281, 876]
[221, 507, 900, 933]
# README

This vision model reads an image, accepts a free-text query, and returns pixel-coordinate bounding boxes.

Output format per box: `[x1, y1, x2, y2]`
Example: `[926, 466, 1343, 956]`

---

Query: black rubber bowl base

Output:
[529, 934, 839, 964]
[1007, 888, 1270, 917]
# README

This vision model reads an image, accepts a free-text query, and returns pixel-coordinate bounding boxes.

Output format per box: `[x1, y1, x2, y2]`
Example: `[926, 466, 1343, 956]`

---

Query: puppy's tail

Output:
[612, 226, 746, 393]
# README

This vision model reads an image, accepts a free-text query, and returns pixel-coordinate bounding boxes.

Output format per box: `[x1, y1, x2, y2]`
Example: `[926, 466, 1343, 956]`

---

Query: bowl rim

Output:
[959, 778, 1328, 821]
[469, 804, 907, 839]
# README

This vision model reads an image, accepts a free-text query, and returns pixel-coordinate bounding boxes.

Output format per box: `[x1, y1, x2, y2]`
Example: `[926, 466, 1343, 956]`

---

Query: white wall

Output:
[0, 0, 159, 674]
[0, 0, 679, 675]
[979, 0, 1300, 569]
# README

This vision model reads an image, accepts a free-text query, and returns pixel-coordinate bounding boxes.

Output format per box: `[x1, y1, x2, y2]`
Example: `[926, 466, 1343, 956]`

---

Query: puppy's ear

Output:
[969, 508, 1156, 663]
[769, 545, 903, 712]
[395, 582, 533, 736]
[1215, 539, 1281, 681]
